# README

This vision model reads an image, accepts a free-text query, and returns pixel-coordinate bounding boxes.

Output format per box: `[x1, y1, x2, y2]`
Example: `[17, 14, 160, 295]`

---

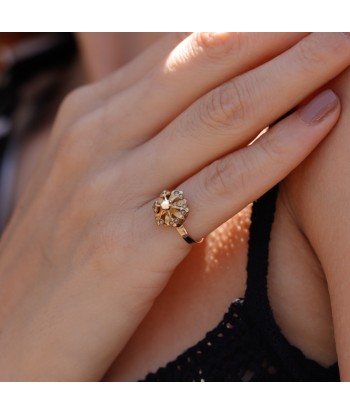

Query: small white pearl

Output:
[161, 200, 170, 209]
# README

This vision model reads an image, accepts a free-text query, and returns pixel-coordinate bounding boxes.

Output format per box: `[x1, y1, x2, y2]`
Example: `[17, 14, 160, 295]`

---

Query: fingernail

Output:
[299, 89, 339, 125]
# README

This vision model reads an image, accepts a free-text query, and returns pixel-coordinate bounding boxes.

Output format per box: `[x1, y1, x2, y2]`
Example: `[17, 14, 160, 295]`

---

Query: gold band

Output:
[176, 225, 204, 244]
[152, 189, 205, 245]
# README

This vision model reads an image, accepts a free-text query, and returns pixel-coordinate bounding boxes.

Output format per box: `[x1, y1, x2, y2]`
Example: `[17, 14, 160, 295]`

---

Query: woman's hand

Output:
[0, 32, 349, 381]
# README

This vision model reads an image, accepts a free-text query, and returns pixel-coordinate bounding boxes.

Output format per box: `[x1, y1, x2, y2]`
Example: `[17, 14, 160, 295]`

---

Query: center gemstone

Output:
[161, 200, 170, 210]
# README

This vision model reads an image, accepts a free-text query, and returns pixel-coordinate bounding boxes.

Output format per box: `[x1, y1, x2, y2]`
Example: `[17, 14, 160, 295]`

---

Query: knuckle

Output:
[57, 86, 89, 121]
[233, 152, 253, 191]
[202, 157, 236, 197]
[257, 132, 285, 163]
[191, 32, 242, 61]
[60, 88, 83, 111]
[51, 85, 93, 142]
[295, 35, 332, 71]
[200, 79, 248, 131]
[201, 150, 261, 198]
[295, 33, 349, 72]
[165, 32, 241, 74]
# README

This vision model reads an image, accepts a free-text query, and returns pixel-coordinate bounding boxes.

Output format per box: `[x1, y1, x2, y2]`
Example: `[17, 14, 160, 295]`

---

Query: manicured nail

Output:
[299, 89, 339, 125]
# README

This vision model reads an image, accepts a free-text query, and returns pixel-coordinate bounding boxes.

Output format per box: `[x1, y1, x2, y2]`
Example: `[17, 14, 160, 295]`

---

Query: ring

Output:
[152, 189, 204, 245]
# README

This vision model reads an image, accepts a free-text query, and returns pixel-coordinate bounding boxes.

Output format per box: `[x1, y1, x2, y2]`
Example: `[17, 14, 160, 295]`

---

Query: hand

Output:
[0, 32, 348, 381]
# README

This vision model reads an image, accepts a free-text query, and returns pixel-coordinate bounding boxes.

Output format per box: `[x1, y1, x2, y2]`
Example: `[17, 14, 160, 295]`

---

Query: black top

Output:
[140, 183, 340, 381]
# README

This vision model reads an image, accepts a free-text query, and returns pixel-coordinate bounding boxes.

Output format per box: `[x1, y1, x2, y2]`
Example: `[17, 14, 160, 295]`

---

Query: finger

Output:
[143, 89, 340, 251]
[95, 32, 308, 145]
[93, 32, 190, 95]
[54, 33, 190, 124]
[134, 32, 350, 196]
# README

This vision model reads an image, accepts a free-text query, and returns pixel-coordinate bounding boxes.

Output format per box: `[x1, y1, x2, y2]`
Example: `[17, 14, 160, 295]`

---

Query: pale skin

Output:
[1, 32, 350, 381]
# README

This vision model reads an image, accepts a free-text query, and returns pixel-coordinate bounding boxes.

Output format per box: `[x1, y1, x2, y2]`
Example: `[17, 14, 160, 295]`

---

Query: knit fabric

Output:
[140, 183, 340, 382]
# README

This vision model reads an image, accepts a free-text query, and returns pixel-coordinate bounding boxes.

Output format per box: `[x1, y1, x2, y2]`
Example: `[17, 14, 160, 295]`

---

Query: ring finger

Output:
[140, 89, 340, 253]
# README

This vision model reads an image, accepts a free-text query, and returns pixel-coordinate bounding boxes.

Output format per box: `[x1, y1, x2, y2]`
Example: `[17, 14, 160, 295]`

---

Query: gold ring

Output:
[152, 189, 204, 245]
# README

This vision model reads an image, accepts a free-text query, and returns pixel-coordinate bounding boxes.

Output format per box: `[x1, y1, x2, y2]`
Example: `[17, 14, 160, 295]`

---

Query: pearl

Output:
[161, 200, 170, 209]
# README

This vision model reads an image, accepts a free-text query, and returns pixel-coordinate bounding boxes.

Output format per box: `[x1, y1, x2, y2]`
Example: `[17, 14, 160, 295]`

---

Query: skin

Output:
[282, 68, 350, 381]
[0, 33, 349, 381]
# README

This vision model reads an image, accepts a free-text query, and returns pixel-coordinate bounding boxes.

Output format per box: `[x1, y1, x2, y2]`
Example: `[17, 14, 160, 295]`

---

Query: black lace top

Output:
[140, 183, 340, 382]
